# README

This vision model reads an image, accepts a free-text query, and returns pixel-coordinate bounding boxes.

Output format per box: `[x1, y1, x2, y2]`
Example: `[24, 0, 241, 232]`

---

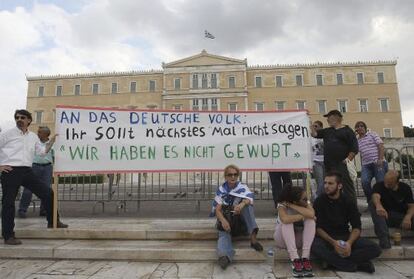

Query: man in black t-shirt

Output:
[370, 170, 414, 249]
[311, 110, 358, 202]
[311, 172, 381, 273]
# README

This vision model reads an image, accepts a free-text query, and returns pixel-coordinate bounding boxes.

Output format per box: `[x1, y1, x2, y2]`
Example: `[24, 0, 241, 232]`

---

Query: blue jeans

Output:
[361, 161, 388, 203]
[217, 205, 259, 261]
[313, 161, 325, 198]
[18, 163, 53, 213]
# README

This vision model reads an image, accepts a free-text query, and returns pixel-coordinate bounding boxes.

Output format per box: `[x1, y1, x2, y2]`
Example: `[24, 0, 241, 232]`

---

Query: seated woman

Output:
[274, 184, 316, 278]
[213, 164, 263, 270]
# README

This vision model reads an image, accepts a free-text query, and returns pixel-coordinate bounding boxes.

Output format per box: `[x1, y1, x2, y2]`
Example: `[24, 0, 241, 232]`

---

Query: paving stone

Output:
[88, 261, 159, 279]
[0, 260, 54, 279]
[382, 260, 414, 277]
[212, 263, 275, 279]
[335, 261, 407, 279]
[37, 260, 107, 276]
[176, 263, 214, 278]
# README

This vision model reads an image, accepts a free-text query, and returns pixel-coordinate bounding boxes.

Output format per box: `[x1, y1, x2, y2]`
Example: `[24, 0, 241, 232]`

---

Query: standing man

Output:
[311, 172, 381, 273]
[311, 110, 358, 202]
[18, 126, 54, 218]
[268, 171, 292, 209]
[370, 170, 414, 249]
[0, 109, 68, 245]
[311, 120, 325, 198]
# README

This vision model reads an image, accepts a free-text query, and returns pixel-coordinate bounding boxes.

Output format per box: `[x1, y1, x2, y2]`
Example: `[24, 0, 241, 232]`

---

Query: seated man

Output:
[370, 170, 414, 249]
[311, 172, 381, 273]
[213, 164, 263, 270]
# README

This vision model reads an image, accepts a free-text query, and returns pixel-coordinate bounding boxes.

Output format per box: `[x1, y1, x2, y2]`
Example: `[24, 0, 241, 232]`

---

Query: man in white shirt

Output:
[0, 109, 68, 245]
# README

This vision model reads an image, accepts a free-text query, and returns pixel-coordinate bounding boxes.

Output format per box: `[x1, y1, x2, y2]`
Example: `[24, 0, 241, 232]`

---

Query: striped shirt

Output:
[358, 131, 382, 165]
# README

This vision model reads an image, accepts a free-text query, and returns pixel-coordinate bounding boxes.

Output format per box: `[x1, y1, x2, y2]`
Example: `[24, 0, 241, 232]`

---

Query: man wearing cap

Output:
[311, 110, 359, 202]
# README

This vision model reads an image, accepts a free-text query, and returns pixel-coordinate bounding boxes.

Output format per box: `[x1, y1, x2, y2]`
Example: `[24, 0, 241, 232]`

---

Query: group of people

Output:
[214, 110, 414, 277]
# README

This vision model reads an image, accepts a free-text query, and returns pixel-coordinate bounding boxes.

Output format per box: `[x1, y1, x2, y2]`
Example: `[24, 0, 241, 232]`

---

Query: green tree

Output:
[403, 126, 414, 137]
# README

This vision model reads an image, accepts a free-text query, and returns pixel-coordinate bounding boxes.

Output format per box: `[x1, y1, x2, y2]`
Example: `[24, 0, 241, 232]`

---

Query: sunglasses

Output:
[226, 173, 239, 177]
[15, 116, 27, 120]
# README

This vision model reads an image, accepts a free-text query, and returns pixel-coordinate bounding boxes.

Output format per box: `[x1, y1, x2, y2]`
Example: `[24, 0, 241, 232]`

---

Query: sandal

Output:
[250, 241, 263, 251]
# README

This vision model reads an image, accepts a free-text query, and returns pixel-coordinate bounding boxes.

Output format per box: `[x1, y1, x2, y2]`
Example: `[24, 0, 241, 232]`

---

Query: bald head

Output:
[384, 170, 399, 190]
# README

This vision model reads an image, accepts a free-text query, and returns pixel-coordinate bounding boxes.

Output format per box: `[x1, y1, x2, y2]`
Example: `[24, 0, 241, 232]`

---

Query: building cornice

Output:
[247, 60, 397, 70]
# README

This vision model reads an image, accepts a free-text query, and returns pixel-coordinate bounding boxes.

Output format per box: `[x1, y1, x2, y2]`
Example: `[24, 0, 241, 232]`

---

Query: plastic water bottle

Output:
[266, 247, 275, 266]
[339, 240, 347, 257]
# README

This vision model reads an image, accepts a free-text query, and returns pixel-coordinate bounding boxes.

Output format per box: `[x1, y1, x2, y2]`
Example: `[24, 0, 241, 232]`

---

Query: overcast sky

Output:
[1, 0, 413, 131]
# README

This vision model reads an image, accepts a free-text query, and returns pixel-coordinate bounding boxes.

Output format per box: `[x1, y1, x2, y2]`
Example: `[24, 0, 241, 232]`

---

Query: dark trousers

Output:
[19, 163, 53, 213]
[311, 236, 381, 272]
[369, 202, 414, 239]
[269, 172, 292, 208]
[1, 167, 55, 240]
[326, 162, 356, 202]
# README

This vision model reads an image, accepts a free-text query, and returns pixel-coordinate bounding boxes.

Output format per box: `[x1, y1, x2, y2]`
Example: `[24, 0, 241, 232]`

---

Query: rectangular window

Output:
[379, 98, 389, 112]
[202, 98, 208, 111]
[130, 81, 137, 93]
[255, 102, 264, 111]
[255, 76, 262, 88]
[228, 103, 237, 111]
[211, 98, 218, 111]
[377, 72, 384, 84]
[38, 86, 44, 97]
[174, 78, 181, 90]
[275, 101, 285, 111]
[275, 75, 283, 87]
[149, 80, 156, 92]
[202, 73, 208, 89]
[35, 111, 43, 124]
[74, 84, 81, 96]
[296, 75, 303, 86]
[336, 73, 343, 85]
[316, 74, 323, 86]
[229, 76, 235, 88]
[56, 85, 62, 96]
[92, 83, 99, 95]
[296, 101, 306, 110]
[211, 73, 217, 88]
[383, 128, 392, 138]
[192, 99, 199, 111]
[338, 100, 348, 113]
[359, 99, 368, 112]
[357, 72, 364, 84]
[111, 83, 118, 94]
[192, 74, 198, 89]
[317, 100, 326, 114]
[173, 104, 182, 110]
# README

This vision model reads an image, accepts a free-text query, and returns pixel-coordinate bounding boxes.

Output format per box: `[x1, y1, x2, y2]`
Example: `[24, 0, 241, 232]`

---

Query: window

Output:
[192, 99, 199, 111]
[56, 85, 62, 96]
[228, 103, 237, 111]
[296, 75, 303, 86]
[173, 104, 182, 110]
[149, 80, 156, 92]
[211, 98, 218, 111]
[317, 100, 327, 114]
[202, 73, 208, 89]
[275, 101, 285, 111]
[359, 99, 368, 112]
[357, 72, 364, 84]
[38, 86, 44, 97]
[229, 76, 235, 88]
[192, 74, 198, 89]
[296, 101, 306, 110]
[35, 111, 43, 124]
[74, 84, 81, 95]
[92, 83, 99, 95]
[255, 102, 264, 111]
[383, 128, 392, 138]
[255, 76, 262, 88]
[379, 98, 389, 112]
[174, 78, 181, 90]
[211, 73, 217, 88]
[130, 81, 137, 93]
[377, 72, 384, 84]
[336, 73, 343, 85]
[111, 83, 118, 94]
[275, 75, 283, 87]
[202, 98, 208, 111]
[316, 74, 323, 86]
[338, 100, 348, 113]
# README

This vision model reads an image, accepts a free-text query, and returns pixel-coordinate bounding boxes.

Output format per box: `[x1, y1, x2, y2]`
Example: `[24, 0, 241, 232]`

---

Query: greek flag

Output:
[210, 181, 254, 216]
[204, 30, 215, 39]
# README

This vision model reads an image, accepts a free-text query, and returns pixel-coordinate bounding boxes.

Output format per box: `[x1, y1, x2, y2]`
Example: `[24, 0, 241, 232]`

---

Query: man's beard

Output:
[327, 187, 340, 197]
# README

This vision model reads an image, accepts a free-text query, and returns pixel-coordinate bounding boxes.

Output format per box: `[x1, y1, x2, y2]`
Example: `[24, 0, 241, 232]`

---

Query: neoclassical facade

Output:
[26, 50, 403, 137]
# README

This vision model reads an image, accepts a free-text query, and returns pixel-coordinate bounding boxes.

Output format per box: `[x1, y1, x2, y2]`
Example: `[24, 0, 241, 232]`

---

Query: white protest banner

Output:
[54, 106, 312, 174]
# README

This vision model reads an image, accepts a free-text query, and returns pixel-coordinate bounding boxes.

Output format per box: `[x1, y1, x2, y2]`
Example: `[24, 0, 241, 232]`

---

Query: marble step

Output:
[0, 239, 413, 262]
[12, 217, 414, 240]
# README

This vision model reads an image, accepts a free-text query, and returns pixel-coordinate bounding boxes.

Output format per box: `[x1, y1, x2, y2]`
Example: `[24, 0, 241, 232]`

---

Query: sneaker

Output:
[218, 256, 230, 270]
[47, 221, 69, 229]
[357, 261, 375, 273]
[379, 237, 391, 249]
[17, 211, 27, 219]
[4, 237, 22, 245]
[301, 258, 314, 277]
[291, 258, 303, 278]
